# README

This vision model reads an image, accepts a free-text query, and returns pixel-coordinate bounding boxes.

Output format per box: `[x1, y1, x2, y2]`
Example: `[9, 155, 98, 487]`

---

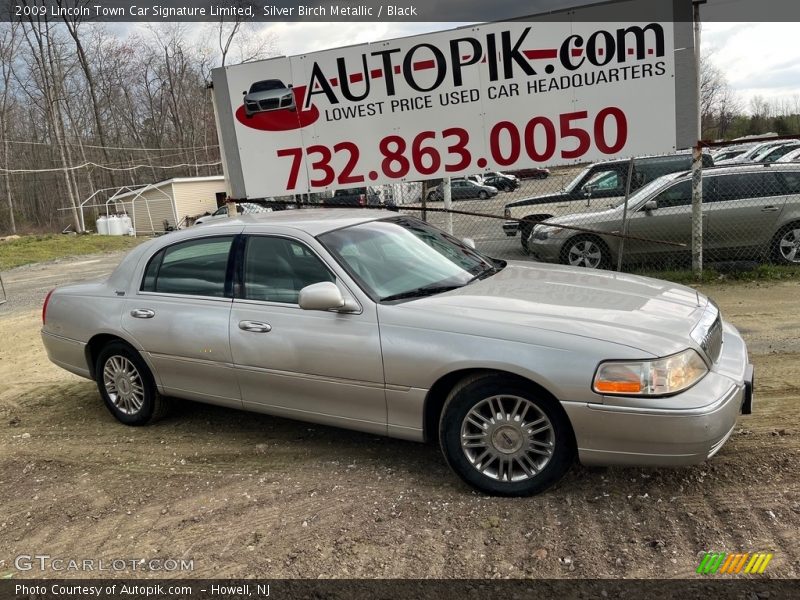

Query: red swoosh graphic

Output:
[235, 86, 319, 132]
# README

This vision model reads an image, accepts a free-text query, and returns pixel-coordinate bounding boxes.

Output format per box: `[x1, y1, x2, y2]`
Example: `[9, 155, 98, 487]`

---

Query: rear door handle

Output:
[761, 206, 780, 212]
[238, 320, 271, 333]
[130, 309, 155, 319]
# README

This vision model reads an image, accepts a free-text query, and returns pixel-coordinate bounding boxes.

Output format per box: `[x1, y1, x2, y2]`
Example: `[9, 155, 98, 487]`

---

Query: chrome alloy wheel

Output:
[102, 355, 145, 415]
[778, 228, 800, 263]
[567, 239, 603, 268]
[460, 395, 555, 482]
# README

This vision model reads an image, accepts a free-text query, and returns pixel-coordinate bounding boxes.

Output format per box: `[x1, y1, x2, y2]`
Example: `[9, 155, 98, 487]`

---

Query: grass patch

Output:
[0, 234, 145, 270]
[633, 263, 800, 286]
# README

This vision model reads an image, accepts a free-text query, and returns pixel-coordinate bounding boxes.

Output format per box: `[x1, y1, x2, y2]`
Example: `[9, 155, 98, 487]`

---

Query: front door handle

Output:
[761, 206, 780, 212]
[130, 309, 155, 319]
[238, 320, 271, 333]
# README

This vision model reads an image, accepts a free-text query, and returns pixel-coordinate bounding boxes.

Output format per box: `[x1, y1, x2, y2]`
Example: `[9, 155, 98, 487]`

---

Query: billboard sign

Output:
[212, 1, 695, 199]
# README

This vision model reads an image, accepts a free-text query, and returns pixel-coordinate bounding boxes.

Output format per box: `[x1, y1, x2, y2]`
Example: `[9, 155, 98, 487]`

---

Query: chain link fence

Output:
[223, 135, 800, 275]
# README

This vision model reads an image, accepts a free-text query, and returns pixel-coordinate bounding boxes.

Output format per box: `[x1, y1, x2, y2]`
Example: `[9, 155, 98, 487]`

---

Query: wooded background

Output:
[0, 13, 276, 235]
[1, 15, 799, 235]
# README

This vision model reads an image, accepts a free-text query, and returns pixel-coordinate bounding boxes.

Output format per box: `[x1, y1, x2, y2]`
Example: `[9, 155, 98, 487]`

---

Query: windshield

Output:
[318, 217, 500, 302]
[609, 175, 676, 208]
[563, 166, 592, 192]
[249, 80, 285, 93]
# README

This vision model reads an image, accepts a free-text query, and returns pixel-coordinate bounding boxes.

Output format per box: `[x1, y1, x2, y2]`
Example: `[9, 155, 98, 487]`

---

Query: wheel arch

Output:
[85, 332, 151, 380]
[422, 367, 576, 448]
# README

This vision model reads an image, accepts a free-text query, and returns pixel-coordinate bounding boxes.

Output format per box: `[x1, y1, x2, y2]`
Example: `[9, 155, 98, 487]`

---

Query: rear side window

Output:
[779, 172, 800, 193]
[141, 236, 234, 297]
[710, 172, 784, 202]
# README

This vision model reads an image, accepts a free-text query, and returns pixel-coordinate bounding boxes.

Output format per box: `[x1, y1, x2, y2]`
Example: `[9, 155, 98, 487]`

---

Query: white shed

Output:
[111, 176, 226, 234]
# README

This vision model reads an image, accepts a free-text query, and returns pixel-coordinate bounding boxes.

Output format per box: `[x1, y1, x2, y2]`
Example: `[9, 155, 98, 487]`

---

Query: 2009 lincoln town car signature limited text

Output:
[41, 210, 754, 496]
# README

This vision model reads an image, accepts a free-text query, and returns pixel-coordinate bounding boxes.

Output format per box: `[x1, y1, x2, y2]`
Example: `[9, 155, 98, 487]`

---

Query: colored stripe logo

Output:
[697, 552, 773, 574]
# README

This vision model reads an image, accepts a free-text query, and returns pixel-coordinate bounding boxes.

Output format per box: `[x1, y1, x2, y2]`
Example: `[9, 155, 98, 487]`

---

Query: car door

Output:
[703, 171, 787, 256]
[623, 179, 701, 259]
[228, 234, 386, 434]
[121, 235, 241, 408]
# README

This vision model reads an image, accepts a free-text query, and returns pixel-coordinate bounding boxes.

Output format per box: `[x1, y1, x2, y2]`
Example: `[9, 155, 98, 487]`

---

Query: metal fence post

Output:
[443, 177, 453, 235]
[692, 0, 704, 276]
[616, 157, 635, 272]
[691, 145, 703, 276]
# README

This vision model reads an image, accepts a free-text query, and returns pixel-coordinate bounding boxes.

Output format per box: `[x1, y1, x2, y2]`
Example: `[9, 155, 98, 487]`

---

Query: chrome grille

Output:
[259, 98, 280, 110]
[702, 315, 723, 363]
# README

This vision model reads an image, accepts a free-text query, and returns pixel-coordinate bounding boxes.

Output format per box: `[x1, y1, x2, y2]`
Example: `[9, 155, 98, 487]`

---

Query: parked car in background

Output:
[243, 79, 295, 117]
[427, 179, 498, 201]
[40, 210, 753, 496]
[325, 187, 383, 207]
[711, 146, 753, 162]
[777, 147, 800, 163]
[714, 140, 788, 165]
[507, 166, 550, 179]
[483, 172, 520, 192]
[194, 202, 272, 226]
[527, 163, 800, 268]
[503, 152, 715, 251]
[755, 141, 800, 163]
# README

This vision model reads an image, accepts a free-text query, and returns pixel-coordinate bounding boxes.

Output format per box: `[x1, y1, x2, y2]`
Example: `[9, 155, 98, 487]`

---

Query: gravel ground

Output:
[0, 253, 798, 580]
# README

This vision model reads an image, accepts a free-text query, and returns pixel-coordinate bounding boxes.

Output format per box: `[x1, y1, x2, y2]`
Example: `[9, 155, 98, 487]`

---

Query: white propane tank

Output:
[120, 214, 133, 235]
[96, 215, 108, 235]
[108, 215, 124, 235]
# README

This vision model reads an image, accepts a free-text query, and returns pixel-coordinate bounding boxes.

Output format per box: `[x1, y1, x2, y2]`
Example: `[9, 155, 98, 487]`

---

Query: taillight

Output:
[358, 194, 366, 206]
[42, 289, 55, 325]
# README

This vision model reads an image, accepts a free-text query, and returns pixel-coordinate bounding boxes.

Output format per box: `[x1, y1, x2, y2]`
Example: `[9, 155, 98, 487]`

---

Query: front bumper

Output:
[502, 221, 518, 236]
[563, 322, 753, 467]
[528, 234, 564, 262]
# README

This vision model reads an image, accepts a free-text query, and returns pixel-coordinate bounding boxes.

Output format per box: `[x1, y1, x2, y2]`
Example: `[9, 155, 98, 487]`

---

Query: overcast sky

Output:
[256, 21, 798, 112]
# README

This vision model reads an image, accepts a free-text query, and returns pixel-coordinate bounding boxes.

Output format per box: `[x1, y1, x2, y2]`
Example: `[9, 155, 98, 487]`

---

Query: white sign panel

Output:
[213, 19, 679, 198]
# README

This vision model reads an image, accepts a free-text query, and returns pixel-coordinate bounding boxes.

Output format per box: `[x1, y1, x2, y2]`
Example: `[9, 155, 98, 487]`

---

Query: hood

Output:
[393, 262, 708, 357]
[505, 191, 573, 208]
[545, 205, 621, 226]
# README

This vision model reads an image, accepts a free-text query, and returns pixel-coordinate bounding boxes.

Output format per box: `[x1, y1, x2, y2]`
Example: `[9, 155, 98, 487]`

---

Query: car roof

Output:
[200, 208, 393, 236]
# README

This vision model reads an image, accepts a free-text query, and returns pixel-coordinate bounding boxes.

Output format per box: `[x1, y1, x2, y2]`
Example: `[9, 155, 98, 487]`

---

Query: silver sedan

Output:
[41, 210, 754, 496]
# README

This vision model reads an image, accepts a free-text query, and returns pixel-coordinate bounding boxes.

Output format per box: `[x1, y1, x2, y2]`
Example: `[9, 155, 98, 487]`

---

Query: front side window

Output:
[319, 217, 499, 302]
[141, 236, 234, 297]
[242, 236, 335, 304]
[651, 180, 692, 209]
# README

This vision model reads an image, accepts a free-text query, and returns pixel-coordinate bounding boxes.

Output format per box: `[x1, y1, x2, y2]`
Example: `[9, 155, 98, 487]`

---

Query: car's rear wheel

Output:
[772, 224, 800, 264]
[439, 375, 575, 496]
[95, 341, 167, 426]
[561, 235, 610, 269]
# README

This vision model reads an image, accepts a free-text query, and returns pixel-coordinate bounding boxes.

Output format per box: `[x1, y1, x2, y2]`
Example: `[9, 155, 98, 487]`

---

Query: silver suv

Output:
[528, 164, 800, 268]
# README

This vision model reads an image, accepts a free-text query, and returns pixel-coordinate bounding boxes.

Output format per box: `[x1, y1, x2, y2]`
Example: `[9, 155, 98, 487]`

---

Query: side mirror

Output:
[298, 282, 345, 311]
[462, 237, 476, 249]
[583, 184, 596, 196]
[644, 200, 658, 212]
[242, 90, 247, 95]
[288, 84, 293, 88]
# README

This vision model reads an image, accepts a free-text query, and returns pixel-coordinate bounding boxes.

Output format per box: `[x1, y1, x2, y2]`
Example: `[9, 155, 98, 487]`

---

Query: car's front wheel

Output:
[439, 375, 575, 496]
[561, 235, 611, 269]
[95, 341, 167, 426]
[478, 191, 488, 200]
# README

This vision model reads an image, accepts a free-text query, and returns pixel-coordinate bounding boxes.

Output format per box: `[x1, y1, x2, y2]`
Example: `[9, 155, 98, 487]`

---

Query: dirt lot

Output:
[0, 253, 798, 579]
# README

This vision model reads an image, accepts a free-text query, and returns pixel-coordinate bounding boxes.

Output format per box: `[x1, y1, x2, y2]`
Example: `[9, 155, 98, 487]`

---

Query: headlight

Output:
[593, 349, 708, 396]
[531, 224, 562, 240]
[504, 208, 511, 219]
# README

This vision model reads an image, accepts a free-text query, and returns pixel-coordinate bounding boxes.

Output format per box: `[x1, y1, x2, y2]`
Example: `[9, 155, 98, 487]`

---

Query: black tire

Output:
[439, 374, 575, 496]
[95, 341, 168, 426]
[478, 191, 488, 200]
[520, 222, 533, 253]
[560, 234, 611, 269]
[771, 223, 800, 265]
